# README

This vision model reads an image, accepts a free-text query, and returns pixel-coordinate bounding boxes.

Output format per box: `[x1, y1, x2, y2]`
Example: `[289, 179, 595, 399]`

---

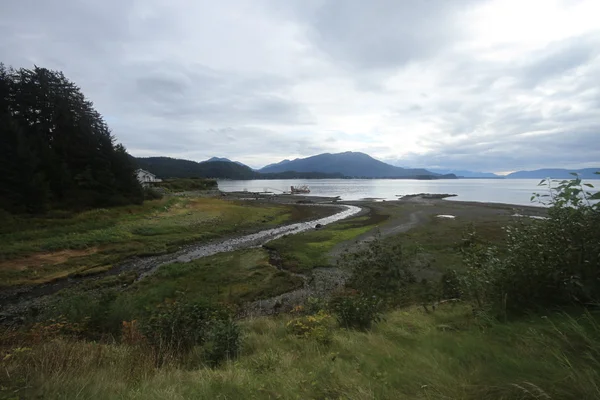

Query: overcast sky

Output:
[1, 0, 599, 173]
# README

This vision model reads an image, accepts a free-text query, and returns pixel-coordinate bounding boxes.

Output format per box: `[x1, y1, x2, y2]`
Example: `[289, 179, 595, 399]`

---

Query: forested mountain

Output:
[137, 157, 258, 180]
[0, 65, 142, 213]
[259, 152, 454, 179]
[135, 157, 344, 180]
[505, 168, 600, 179]
[202, 157, 251, 168]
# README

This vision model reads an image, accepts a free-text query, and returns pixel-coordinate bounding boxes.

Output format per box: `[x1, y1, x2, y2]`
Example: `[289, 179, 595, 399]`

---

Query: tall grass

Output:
[2, 305, 599, 399]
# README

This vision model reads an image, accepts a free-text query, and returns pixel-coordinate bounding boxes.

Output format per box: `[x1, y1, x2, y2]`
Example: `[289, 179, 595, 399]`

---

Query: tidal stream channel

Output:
[0, 204, 362, 321]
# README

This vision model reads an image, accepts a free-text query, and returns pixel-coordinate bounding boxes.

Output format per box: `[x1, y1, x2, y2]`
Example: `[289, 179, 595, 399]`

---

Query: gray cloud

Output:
[392, 127, 600, 172]
[300, 0, 478, 70]
[518, 34, 600, 88]
[1, 0, 599, 171]
[123, 64, 313, 125]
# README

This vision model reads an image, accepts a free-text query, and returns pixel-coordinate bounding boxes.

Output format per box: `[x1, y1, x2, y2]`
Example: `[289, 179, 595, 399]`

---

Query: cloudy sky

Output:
[1, 0, 599, 173]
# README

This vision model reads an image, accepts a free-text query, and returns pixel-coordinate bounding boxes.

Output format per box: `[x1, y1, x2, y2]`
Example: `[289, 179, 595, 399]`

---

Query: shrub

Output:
[305, 296, 329, 315]
[440, 269, 462, 300]
[41, 289, 120, 339]
[286, 310, 334, 344]
[415, 278, 441, 313]
[203, 318, 242, 367]
[155, 178, 217, 192]
[139, 301, 213, 365]
[143, 187, 163, 200]
[329, 292, 383, 330]
[458, 175, 600, 315]
[121, 320, 145, 346]
[139, 300, 240, 366]
[340, 234, 415, 304]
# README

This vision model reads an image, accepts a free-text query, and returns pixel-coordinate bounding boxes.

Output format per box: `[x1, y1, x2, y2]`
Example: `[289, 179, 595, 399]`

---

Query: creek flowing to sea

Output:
[0, 204, 362, 315]
[171, 204, 361, 263]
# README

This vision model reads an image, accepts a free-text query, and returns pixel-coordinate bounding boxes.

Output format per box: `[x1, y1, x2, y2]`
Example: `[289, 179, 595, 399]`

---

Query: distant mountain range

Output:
[135, 157, 344, 180]
[202, 157, 250, 168]
[428, 169, 500, 178]
[505, 168, 600, 179]
[136, 153, 599, 181]
[258, 152, 456, 179]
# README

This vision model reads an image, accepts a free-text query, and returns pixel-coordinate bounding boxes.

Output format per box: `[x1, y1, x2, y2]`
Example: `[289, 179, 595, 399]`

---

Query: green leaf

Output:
[569, 172, 578, 176]
[590, 192, 600, 200]
[583, 183, 594, 188]
[538, 179, 546, 186]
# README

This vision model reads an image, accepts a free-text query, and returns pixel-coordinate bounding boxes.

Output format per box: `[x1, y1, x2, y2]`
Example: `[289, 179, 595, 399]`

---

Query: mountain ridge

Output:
[505, 168, 600, 179]
[135, 157, 345, 180]
[203, 157, 250, 168]
[258, 151, 454, 179]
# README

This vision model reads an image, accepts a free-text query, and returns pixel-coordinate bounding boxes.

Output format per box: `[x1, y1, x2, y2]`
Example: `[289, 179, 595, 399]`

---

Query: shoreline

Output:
[223, 190, 548, 214]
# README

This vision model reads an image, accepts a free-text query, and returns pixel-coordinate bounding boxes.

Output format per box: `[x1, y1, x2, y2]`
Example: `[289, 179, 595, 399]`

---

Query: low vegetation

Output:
[460, 176, 600, 316]
[101, 249, 303, 328]
[266, 211, 388, 273]
[1, 305, 598, 399]
[1, 176, 599, 399]
[154, 178, 218, 193]
[0, 197, 299, 286]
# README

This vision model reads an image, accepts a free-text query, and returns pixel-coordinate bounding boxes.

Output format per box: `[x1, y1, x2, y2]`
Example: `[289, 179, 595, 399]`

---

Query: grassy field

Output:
[4, 199, 596, 399]
[101, 249, 304, 323]
[2, 305, 598, 399]
[266, 210, 389, 273]
[396, 213, 513, 273]
[37, 248, 304, 336]
[0, 197, 309, 287]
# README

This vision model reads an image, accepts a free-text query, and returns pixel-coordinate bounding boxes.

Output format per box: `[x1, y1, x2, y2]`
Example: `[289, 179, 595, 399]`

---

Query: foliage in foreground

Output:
[460, 175, 600, 315]
[1, 306, 599, 399]
[139, 300, 241, 367]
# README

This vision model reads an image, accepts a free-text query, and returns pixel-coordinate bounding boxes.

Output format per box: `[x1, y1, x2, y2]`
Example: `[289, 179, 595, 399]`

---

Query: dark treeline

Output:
[135, 157, 346, 180]
[0, 65, 142, 213]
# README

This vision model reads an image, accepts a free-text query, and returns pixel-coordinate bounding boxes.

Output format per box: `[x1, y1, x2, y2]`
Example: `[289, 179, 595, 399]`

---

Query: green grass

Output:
[116, 248, 303, 312]
[267, 212, 389, 273]
[38, 249, 304, 335]
[0, 198, 301, 287]
[398, 214, 513, 273]
[2, 202, 598, 399]
[3, 305, 599, 399]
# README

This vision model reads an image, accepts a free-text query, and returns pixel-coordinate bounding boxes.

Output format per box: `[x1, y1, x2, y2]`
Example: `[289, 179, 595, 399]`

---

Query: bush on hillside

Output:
[460, 174, 600, 315]
[202, 318, 242, 367]
[286, 310, 334, 344]
[341, 233, 415, 305]
[155, 178, 217, 192]
[143, 187, 163, 200]
[138, 300, 239, 367]
[329, 291, 383, 330]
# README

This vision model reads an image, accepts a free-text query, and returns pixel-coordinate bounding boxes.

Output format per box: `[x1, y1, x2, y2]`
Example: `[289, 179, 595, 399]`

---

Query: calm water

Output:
[217, 179, 557, 206]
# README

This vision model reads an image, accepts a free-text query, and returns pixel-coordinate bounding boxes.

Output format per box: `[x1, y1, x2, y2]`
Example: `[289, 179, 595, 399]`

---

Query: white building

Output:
[136, 169, 162, 185]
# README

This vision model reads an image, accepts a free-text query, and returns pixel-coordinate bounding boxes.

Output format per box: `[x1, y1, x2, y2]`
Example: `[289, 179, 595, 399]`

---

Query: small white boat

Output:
[290, 185, 310, 194]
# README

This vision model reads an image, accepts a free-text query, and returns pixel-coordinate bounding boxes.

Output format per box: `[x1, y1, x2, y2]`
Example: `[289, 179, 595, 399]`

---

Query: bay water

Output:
[216, 179, 597, 207]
